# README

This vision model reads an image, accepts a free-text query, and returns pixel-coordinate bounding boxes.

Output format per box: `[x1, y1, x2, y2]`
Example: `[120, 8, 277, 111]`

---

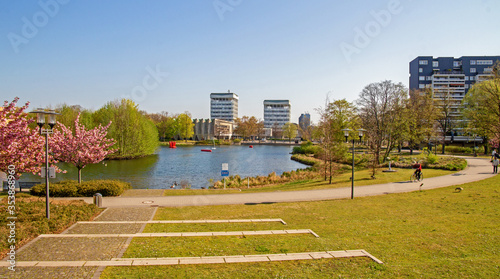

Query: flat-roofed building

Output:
[263, 100, 291, 129]
[193, 118, 233, 140]
[210, 91, 238, 122]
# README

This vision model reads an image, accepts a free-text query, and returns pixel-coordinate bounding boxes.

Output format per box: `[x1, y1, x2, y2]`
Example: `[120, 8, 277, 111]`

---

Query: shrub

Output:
[30, 180, 79, 197]
[292, 141, 321, 156]
[77, 180, 130, 196]
[30, 179, 130, 197]
[426, 153, 439, 164]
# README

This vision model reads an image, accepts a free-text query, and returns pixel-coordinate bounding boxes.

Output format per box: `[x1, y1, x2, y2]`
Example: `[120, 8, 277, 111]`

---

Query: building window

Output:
[470, 76, 475, 81]
[427, 76, 432, 81]
[419, 76, 425, 81]
[477, 60, 493, 65]
[419, 68, 423, 73]
[419, 60, 428, 65]
[432, 61, 439, 67]
[453, 61, 461, 67]
[470, 60, 476, 65]
[465, 76, 469, 81]
[484, 67, 493, 73]
[470, 68, 476, 73]
[419, 84, 425, 89]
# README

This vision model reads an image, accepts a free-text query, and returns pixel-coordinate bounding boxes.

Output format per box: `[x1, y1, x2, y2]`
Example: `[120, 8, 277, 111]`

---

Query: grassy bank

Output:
[101, 173, 500, 278]
[161, 167, 457, 196]
[0, 195, 103, 259]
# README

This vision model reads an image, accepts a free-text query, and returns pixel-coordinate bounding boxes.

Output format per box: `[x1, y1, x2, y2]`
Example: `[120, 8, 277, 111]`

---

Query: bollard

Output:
[93, 193, 102, 207]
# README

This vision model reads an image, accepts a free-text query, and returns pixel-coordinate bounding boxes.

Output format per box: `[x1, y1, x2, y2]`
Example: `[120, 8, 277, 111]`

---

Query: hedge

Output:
[30, 179, 131, 197]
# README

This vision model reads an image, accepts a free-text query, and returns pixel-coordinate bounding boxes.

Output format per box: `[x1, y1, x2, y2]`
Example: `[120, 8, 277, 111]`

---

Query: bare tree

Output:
[434, 88, 456, 154]
[356, 80, 408, 176]
[406, 89, 437, 154]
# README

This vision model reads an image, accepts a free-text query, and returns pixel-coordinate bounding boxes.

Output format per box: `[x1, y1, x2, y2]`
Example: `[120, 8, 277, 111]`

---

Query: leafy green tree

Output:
[282, 122, 298, 143]
[176, 112, 194, 141]
[256, 119, 265, 141]
[462, 63, 500, 149]
[93, 99, 158, 158]
[234, 116, 249, 140]
[56, 104, 94, 130]
[235, 116, 260, 140]
[147, 112, 178, 141]
[316, 98, 355, 183]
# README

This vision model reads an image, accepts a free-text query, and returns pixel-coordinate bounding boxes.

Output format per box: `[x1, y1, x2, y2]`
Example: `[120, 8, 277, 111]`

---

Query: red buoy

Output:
[249, 145, 253, 148]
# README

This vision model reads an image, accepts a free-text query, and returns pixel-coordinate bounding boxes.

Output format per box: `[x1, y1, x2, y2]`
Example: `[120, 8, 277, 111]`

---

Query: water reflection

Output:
[21, 145, 305, 189]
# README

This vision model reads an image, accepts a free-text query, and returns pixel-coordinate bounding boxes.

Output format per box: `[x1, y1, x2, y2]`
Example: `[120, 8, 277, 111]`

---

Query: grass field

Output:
[100, 172, 500, 278]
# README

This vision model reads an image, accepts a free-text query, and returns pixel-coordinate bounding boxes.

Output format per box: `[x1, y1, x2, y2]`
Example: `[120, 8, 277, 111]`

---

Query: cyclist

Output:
[412, 161, 422, 180]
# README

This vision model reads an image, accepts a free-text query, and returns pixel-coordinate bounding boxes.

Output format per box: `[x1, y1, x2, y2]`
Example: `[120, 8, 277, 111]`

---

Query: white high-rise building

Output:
[210, 91, 238, 122]
[263, 100, 291, 129]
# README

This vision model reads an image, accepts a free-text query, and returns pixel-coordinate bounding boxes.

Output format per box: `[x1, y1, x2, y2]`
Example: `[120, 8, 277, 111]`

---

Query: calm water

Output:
[23, 145, 306, 189]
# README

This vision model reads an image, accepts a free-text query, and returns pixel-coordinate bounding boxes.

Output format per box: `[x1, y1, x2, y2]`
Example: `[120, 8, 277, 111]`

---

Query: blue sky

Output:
[1, 0, 499, 123]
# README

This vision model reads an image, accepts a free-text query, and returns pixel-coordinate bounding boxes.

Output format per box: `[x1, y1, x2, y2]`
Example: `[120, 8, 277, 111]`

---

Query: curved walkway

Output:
[66, 157, 496, 208]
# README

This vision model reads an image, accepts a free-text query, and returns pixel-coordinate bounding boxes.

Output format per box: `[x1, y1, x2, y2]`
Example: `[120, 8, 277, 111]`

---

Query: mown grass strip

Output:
[103, 173, 500, 278]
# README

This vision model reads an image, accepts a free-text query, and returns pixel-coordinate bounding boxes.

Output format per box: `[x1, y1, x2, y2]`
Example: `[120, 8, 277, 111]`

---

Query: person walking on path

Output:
[492, 148, 498, 160]
[492, 157, 499, 174]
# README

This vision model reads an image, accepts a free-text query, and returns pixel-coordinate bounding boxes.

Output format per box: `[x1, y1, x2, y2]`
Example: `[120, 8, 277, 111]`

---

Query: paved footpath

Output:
[61, 157, 496, 208]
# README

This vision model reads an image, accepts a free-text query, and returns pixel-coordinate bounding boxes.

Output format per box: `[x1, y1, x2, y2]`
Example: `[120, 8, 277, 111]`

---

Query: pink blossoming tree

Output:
[0, 98, 49, 177]
[50, 114, 116, 183]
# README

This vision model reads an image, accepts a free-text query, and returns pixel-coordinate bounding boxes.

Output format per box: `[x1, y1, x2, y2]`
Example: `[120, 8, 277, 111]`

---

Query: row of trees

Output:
[315, 63, 500, 180]
[146, 111, 194, 141]
[57, 99, 159, 158]
[1, 98, 116, 182]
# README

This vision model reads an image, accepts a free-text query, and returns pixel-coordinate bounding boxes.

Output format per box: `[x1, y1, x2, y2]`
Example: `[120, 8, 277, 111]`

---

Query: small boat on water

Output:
[249, 145, 253, 148]
[201, 149, 212, 152]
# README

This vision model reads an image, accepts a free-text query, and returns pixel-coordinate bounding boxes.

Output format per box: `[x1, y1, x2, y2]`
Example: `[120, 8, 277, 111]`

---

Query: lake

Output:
[23, 145, 306, 189]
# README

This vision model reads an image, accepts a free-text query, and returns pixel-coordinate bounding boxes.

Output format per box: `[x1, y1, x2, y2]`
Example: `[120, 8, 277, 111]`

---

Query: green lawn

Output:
[101, 173, 500, 278]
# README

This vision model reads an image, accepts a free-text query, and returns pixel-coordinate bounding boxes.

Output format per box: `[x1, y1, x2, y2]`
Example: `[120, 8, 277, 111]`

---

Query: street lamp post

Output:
[342, 128, 365, 199]
[30, 109, 59, 219]
[473, 134, 477, 157]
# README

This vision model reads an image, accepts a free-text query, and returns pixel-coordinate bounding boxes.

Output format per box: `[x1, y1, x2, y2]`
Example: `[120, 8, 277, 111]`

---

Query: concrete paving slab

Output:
[241, 231, 271, 235]
[36, 261, 86, 267]
[213, 231, 243, 236]
[117, 234, 137, 238]
[132, 259, 179, 266]
[268, 254, 313, 261]
[229, 219, 252, 223]
[225, 256, 269, 263]
[308, 252, 334, 259]
[15, 261, 39, 267]
[245, 254, 285, 258]
[346, 250, 367, 257]
[179, 258, 225, 265]
[84, 260, 133, 266]
[8, 250, 383, 268]
[328, 251, 351, 258]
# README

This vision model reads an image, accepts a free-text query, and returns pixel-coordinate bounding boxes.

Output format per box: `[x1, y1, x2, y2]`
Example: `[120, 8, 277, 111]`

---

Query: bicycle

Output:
[410, 171, 424, 182]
